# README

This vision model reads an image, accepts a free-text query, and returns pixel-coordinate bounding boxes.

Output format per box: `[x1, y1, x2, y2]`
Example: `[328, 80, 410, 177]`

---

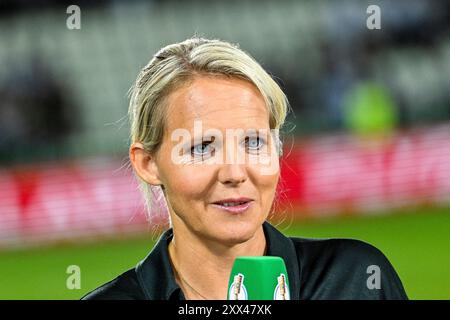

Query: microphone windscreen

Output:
[227, 256, 290, 300]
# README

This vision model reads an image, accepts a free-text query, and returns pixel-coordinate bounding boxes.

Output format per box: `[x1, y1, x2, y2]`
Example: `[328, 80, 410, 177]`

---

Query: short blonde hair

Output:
[128, 37, 290, 218]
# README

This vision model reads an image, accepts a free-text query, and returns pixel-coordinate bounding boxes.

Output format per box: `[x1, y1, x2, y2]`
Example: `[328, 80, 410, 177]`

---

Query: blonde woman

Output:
[82, 38, 407, 300]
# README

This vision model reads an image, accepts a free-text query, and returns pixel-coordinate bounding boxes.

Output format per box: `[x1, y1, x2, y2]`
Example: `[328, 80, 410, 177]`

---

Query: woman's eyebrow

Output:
[186, 127, 269, 144]
[194, 135, 216, 142]
[190, 134, 217, 144]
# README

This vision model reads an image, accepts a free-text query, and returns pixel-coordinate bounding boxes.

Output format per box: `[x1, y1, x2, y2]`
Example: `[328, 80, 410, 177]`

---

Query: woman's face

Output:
[154, 76, 280, 246]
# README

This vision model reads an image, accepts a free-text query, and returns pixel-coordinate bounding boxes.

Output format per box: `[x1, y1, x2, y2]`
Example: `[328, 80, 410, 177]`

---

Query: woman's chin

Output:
[210, 222, 261, 246]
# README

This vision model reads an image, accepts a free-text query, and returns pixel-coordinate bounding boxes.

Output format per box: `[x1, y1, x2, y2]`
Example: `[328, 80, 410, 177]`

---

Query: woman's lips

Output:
[211, 201, 253, 214]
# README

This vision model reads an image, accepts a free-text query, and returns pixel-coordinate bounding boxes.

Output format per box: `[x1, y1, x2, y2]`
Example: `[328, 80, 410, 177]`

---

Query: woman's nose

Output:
[218, 163, 248, 186]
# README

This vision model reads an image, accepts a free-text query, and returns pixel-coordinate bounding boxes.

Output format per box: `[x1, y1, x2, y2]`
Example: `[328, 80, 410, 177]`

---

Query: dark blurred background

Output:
[0, 0, 449, 299]
[1, 0, 450, 164]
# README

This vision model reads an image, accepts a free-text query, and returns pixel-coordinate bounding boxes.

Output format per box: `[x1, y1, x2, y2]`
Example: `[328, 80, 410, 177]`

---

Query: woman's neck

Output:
[168, 223, 266, 300]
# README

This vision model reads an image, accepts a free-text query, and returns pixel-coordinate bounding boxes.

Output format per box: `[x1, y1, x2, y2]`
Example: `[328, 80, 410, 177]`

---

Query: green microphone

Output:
[227, 256, 290, 300]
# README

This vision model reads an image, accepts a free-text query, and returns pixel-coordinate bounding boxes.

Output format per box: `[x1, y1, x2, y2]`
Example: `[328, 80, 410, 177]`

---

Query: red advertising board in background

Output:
[279, 125, 450, 216]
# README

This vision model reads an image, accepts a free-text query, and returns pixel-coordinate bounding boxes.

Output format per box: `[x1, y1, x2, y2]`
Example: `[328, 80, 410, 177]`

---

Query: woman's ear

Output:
[129, 142, 163, 186]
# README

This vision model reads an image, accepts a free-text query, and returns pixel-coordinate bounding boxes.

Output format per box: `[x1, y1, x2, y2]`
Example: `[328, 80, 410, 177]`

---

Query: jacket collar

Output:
[135, 221, 301, 300]
[135, 228, 181, 300]
[262, 222, 301, 300]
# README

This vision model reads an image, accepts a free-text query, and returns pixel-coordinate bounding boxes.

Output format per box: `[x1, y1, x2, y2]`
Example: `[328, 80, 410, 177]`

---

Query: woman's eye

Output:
[245, 136, 264, 150]
[191, 142, 213, 156]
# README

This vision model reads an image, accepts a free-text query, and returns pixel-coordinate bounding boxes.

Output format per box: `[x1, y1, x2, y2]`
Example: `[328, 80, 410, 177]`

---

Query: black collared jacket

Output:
[82, 221, 407, 300]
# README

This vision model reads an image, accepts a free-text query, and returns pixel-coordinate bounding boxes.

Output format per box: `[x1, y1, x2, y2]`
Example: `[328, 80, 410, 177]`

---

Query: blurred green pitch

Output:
[0, 207, 449, 300]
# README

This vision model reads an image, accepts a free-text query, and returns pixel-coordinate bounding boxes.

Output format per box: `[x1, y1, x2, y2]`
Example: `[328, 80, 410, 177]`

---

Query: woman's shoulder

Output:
[288, 236, 408, 299]
[291, 236, 387, 262]
[81, 268, 145, 300]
